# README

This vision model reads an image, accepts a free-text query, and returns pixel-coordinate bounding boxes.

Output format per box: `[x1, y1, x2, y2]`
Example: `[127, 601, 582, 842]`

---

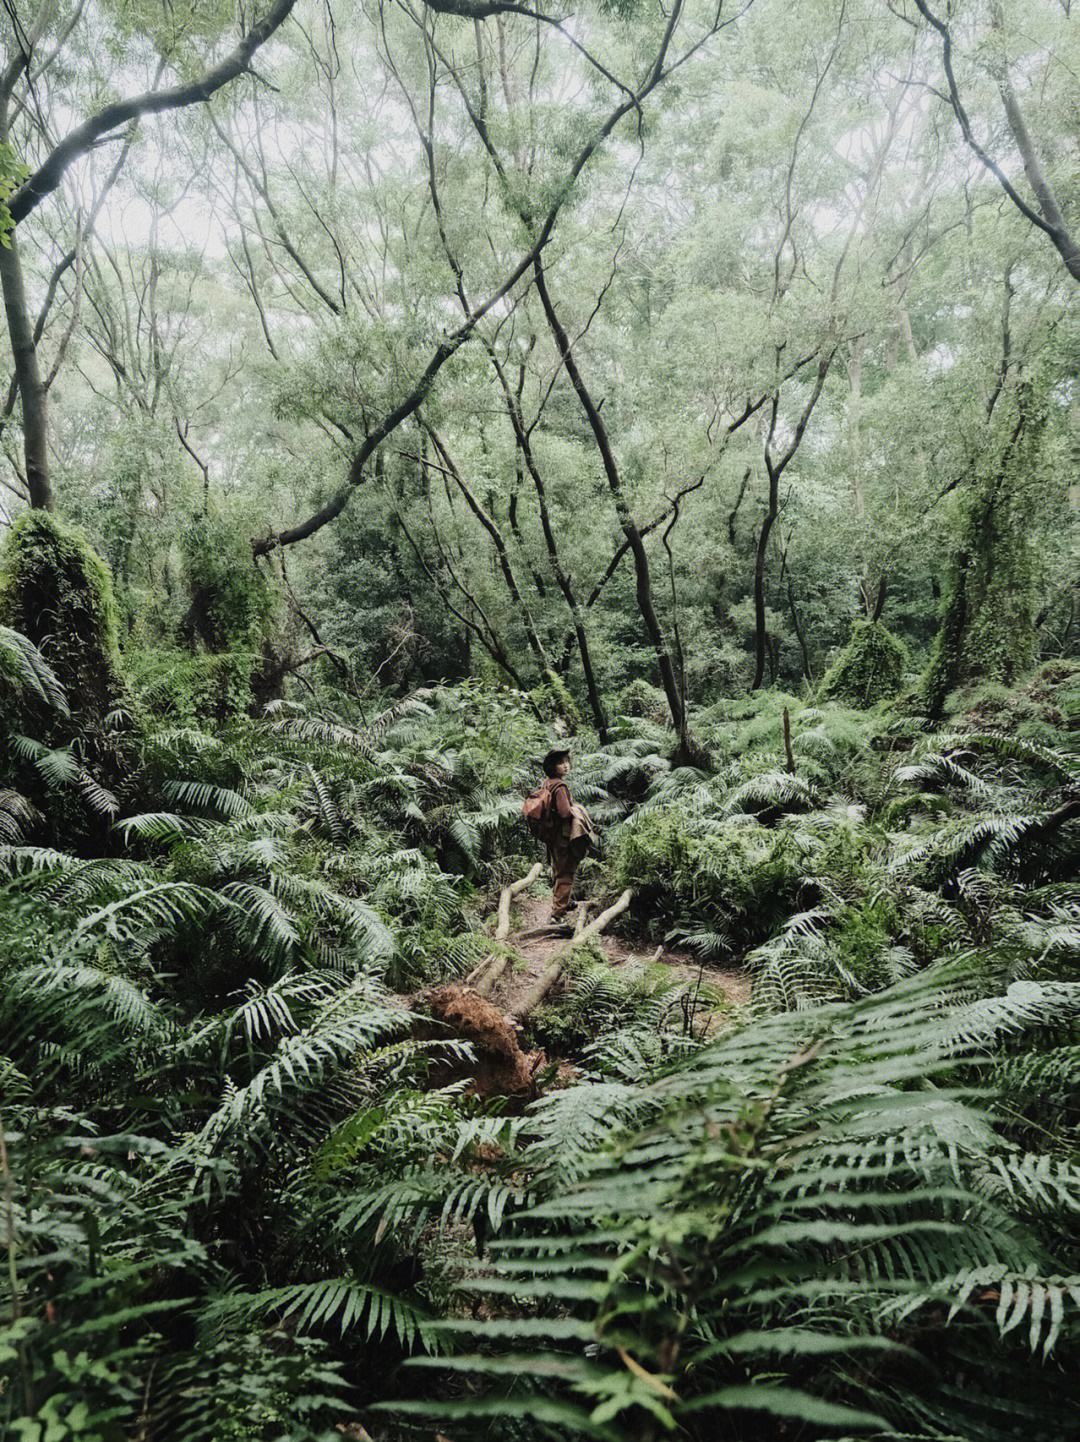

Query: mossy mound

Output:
[0, 510, 123, 724]
[175, 514, 280, 721]
[948, 660, 1080, 746]
[821, 620, 906, 709]
[613, 677, 668, 721]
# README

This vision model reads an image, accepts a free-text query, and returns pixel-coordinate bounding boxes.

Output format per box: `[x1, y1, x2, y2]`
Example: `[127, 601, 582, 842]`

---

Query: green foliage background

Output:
[0, 0, 1077, 1437]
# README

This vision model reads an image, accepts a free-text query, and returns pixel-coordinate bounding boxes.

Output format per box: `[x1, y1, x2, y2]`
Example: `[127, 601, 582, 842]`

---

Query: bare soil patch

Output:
[489, 891, 751, 1017]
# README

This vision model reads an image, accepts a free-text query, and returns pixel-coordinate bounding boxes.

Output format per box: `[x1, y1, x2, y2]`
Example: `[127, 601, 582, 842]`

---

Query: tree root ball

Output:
[420, 984, 546, 1099]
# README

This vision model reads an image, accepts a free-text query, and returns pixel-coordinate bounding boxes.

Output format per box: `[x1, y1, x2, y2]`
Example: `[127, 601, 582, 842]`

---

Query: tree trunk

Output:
[478, 346, 611, 741]
[787, 576, 813, 681]
[913, 0, 1080, 284]
[992, 12, 1080, 282]
[871, 573, 888, 622]
[782, 705, 796, 774]
[425, 425, 552, 681]
[0, 235, 52, 509]
[751, 462, 778, 691]
[532, 255, 684, 738]
[751, 357, 833, 692]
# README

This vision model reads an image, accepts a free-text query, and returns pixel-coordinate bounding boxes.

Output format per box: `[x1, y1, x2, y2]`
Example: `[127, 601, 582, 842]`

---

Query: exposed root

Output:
[423, 984, 546, 1098]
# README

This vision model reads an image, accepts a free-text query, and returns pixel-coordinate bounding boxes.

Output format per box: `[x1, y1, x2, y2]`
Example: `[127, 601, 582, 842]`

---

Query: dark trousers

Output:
[548, 838, 580, 918]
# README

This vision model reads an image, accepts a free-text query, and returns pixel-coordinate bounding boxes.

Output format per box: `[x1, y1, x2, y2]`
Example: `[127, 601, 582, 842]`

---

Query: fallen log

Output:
[496, 861, 543, 939]
[466, 862, 542, 996]
[511, 888, 633, 1020]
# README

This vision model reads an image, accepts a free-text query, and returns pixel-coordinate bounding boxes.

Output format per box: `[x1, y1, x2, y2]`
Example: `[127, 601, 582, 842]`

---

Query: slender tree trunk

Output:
[914, 0, 1080, 283]
[871, 574, 888, 622]
[511, 419, 609, 739]
[425, 425, 552, 681]
[395, 505, 529, 694]
[787, 576, 813, 682]
[767, 630, 780, 685]
[481, 340, 610, 741]
[751, 461, 779, 691]
[727, 466, 750, 547]
[0, 235, 52, 509]
[532, 255, 684, 738]
[992, 16, 1080, 281]
[782, 705, 796, 774]
[507, 476, 547, 598]
[515, 426, 611, 738]
[751, 356, 833, 692]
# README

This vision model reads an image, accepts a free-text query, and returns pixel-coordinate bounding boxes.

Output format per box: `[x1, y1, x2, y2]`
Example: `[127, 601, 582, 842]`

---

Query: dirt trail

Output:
[486, 890, 751, 1019]
[418, 884, 750, 1100]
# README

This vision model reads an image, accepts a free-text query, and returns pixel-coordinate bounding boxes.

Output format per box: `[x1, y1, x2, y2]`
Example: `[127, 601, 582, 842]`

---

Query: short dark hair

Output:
[542, 748, 570, 778]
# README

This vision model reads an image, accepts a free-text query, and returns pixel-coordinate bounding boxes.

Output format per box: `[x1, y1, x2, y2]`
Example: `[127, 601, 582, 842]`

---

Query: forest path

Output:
[485, 890, 750, 1020]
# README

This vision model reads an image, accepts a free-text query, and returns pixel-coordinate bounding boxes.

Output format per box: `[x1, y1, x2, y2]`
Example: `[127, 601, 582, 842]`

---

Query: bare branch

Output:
[9, 0, 300, 224]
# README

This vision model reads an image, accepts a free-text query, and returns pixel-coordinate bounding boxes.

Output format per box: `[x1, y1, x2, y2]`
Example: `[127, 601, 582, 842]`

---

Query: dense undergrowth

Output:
[1, 611, 1078, 1440]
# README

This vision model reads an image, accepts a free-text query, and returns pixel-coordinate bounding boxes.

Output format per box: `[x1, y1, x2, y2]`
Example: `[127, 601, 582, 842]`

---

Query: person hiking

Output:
[523, 747, 595, 925]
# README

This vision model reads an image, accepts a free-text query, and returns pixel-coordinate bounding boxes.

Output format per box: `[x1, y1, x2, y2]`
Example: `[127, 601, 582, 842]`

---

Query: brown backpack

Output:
[522, 780, 555, 841]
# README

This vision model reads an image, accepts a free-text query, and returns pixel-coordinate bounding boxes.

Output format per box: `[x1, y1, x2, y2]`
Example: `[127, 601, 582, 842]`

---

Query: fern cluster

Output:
[2, 631, 1078, 1438]
[389, 961, 1080, 1439]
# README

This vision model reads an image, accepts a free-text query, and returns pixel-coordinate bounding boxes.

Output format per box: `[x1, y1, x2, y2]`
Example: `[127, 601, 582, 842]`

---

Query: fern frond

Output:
[165, 780, 254, 820]
[0, 625, 69, 713]
[722, 769, 817, 817]
[207, 1278, 438, 1350]
[0, 790, 40, 843]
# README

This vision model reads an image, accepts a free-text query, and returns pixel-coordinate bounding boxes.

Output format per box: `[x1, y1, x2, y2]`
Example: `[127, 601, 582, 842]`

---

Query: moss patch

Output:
[180, 514, 276, 655]
[821, 620, 906, 708]
[0, 510, 123, 724]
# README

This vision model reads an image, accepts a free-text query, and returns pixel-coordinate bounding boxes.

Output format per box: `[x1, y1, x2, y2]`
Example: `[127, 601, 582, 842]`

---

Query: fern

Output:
[165, 778, 254, 819]
[386, 965, 1080, 1437]
[0, 789, 39, 842]
[207, 1278, 439, 1350]
[0, 624, 69, 713]
[10, 734, 118, 815]
[722, 768, 817, 817]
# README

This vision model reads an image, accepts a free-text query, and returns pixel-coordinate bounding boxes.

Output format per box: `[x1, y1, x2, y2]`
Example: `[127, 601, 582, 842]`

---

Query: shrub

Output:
[821, 618, 907, 707]
[611, 806, 800, 946]
[613, 677, 668, 721]
[180, 514, 277, 655]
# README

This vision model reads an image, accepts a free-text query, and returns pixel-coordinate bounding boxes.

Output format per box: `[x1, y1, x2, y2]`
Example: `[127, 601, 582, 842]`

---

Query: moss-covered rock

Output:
[0, 509, 123, 725]
[821, 620, 906, 708]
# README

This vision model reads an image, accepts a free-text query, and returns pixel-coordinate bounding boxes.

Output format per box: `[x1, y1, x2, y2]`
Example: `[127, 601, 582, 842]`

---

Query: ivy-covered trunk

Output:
[924, 386, 1045, 716]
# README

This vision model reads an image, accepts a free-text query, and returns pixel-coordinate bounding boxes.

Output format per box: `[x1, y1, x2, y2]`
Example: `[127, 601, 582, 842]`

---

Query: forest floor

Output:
[421, 883, 750, 1099]
[487, 891, 750, 1021]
